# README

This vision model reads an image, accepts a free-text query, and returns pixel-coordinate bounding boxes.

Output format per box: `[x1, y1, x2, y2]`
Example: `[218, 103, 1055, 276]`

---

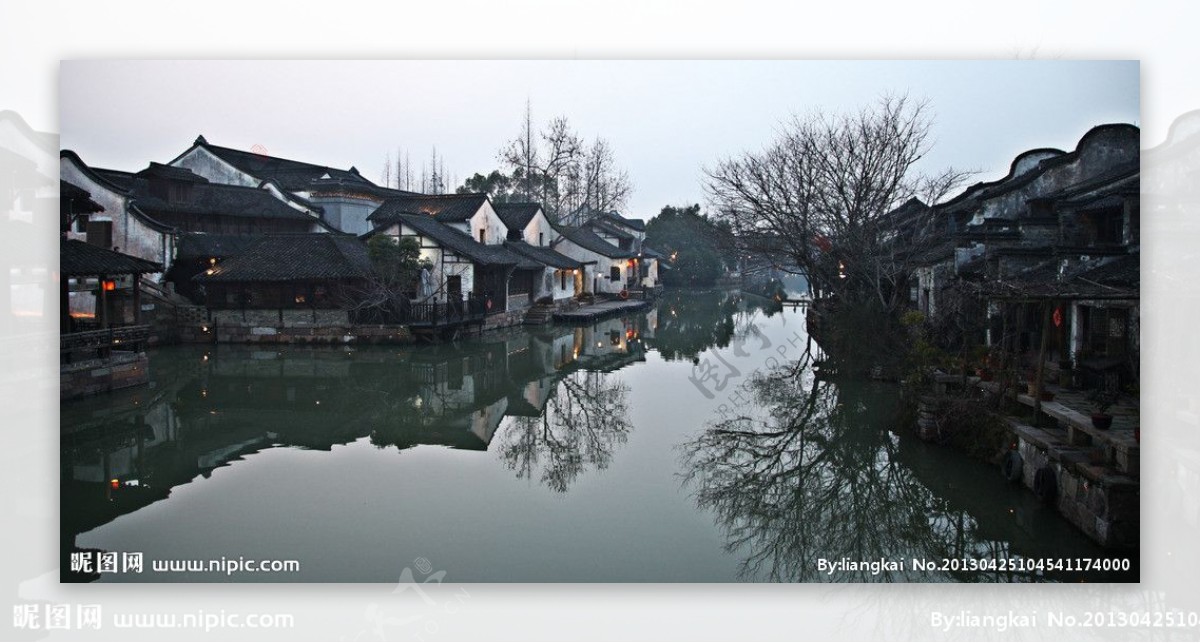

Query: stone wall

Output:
[1014, 430, 1139, 548]
[205, 308, 412, 344]
[61, 352, 149, 400]
[481, 309, 526, 332]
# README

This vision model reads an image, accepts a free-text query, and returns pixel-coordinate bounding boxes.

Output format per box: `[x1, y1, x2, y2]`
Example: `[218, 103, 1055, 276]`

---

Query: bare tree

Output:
[571, 137, 633, 217]
[380, 152, 393, 189]
[499, 105, 632, 222]
[705, 94, 972, 313]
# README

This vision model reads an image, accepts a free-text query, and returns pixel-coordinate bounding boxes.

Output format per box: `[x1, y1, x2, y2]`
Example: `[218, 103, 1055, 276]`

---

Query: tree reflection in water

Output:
[496, 370, 631, 493]
[682, 349, 1051, 582]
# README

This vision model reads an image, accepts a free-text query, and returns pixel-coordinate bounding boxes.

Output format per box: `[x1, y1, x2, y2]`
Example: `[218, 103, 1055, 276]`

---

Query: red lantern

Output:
[1052, 306, 1064, 328]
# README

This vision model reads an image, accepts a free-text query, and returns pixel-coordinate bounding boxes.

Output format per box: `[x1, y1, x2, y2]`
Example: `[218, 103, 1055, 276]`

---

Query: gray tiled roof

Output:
[193, 137, 376, 193]
[493, 202, 542, 231]
[370, 193, 490, 224]
[196, 234, 373, 282]
[504, 241, 582, 270]
[61, 238, 162, 276]
[394, 214, 527, 267]
[94, 166, 319, 222]
[553, 225, 636, 259]
[175, 233, 264, 260]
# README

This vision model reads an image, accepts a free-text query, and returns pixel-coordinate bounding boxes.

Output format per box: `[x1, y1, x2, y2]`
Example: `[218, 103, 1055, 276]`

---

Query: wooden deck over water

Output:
[552, 299, 651, 323]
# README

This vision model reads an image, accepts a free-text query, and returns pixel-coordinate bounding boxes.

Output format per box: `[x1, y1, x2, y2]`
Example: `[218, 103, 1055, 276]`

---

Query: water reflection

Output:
[61, 289, 1126, 582]
[681, 348, 1137, 582]
[60, 309, 665, 579]
[652, 289, 782, 362]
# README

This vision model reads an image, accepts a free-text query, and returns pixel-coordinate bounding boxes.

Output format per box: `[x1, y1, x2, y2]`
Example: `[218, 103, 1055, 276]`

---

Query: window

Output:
[561, 270, 567, 290]
[610, 266, 621, 281]
[478, 229, 486, 244]
[447, 275, 462, 297]
[539, 232, 544, 246]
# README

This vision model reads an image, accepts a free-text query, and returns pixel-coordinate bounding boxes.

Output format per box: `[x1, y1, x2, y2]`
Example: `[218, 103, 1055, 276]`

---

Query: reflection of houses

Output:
[906, 124, 1140, 390]
[62, 302, 658, 567]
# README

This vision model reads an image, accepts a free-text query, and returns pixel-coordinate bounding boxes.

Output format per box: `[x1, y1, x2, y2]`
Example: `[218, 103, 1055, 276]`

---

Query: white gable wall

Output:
[470, 200, 508, 246]
[553, 238, 626, 295]
[170, 146, 259, 187]
[61, 156, 172, 279]
[523, 210, 554, 246]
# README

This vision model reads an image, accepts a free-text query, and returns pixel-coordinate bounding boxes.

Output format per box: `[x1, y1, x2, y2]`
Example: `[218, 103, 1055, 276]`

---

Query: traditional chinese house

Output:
[194, 233, 374, 329]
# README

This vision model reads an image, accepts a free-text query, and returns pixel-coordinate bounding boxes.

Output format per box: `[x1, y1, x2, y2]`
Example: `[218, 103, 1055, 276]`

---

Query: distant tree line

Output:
[644, 204, 736, 288]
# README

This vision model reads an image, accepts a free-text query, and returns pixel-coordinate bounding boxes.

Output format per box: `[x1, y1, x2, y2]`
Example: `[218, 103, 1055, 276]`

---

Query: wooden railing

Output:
[405, 294, 489, 326]
[350, 295, 489, 327]
[61, 325, 151, 363]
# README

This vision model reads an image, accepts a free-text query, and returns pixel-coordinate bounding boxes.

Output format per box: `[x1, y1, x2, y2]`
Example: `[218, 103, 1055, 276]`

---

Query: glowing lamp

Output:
[110, 479, 120, 490]
[101, 279, 116, 291]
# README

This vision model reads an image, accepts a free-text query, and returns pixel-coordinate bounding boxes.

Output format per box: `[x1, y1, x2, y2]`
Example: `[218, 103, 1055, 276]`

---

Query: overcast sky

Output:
[60, 60, 1138, 219]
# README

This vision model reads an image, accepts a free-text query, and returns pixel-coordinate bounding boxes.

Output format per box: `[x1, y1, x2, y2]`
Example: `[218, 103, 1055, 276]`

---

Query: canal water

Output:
[61, 290, 1135, 582]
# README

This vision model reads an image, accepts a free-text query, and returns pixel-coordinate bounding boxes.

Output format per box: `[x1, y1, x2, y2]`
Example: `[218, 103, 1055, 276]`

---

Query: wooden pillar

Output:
[1032, 300, 1053, 421]
[132, 273, 142, 325]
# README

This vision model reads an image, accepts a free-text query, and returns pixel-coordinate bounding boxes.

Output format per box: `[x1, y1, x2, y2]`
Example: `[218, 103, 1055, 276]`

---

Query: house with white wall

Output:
[60, 151, 176, 279]
[369, 213, 543, 313]
[368, 193, 509, 247]
[551, 225, 639, 296]
[495, 202, 555, 247]
[504, 241, 582, 303]
[168, 135, 415, 235]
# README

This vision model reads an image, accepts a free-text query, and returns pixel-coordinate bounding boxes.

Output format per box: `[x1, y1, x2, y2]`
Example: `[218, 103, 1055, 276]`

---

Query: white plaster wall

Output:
[471, 200, 509, 245]
[553, 238, 623, 295]
[61, 157, 172, 278]
[523, 211, 554, 246]
[312, 195, 379, 235]
[170, 146, 259, 187]
[390, 222, 475, 303]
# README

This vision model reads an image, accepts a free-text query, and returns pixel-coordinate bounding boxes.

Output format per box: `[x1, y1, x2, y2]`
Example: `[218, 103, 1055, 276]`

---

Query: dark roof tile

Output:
[369, 193, 490, 224]
[553, 225, 635, 258]
[61, 238, 162, 276]
[175, 233, 264, 260]
[504, 241, 582, 270]
[393, 214, 523, 266]
[493, 202, 542, 231]
[196, 234, 373, 282]
[193, 139, 377, 192]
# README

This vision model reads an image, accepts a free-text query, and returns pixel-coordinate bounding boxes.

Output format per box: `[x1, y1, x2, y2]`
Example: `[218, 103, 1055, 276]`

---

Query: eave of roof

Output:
[61, 238, 162, 276]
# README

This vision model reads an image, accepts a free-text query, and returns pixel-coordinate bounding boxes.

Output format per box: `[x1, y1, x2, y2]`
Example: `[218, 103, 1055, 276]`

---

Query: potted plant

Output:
[1089, 387, 1118, 430]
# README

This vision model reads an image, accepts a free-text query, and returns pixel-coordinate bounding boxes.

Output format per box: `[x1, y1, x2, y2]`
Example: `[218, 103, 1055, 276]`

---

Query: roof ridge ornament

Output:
[194, 135, 208, 145]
